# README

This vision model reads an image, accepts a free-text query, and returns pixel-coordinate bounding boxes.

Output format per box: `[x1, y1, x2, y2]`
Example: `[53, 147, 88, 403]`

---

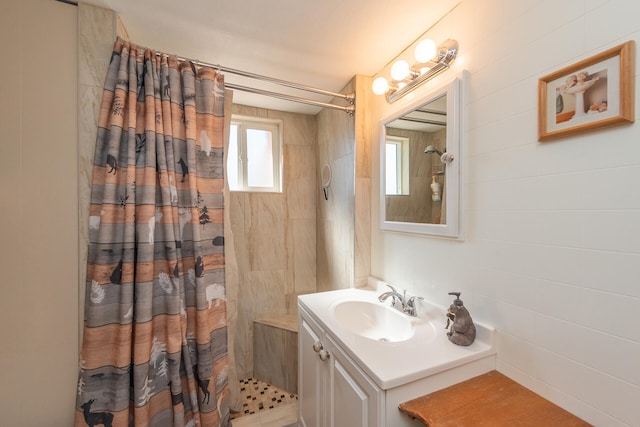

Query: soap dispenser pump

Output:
[445, 292, 476, 346]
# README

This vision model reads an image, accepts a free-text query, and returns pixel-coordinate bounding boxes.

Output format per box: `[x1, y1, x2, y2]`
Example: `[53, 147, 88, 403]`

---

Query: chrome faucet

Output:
[378, 284, 423, 316]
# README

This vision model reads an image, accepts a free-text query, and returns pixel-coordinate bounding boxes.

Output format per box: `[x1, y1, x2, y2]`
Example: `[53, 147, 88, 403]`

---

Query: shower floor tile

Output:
[231, 378, 298, 422]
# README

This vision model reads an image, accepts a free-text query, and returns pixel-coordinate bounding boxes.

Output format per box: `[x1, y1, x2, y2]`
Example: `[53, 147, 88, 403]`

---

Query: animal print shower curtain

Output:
[75, 39, 230, 427]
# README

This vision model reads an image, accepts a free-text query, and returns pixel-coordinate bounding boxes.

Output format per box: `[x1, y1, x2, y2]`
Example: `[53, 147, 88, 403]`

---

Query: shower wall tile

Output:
[78, 3, 117, 342]
[354, 75, 373, 286]
[231, 83, 356, 380]
[289, 219, 317, 297]
[355, 75, 373, 180]
[230, 104, 317, 380]
[323, 154, 354, 276]
[253, 321, 298, 394]
[355, 177, 371, 286]
[247, 194, 287, 272]
[254, 321, 286, 387]
[78, 84, 102, 220]
[78, 4, 115, 88]
[316, 80, 356, 292]
[282, 111, 316, 146]
[285, 145, 316, 220]
[116, 15, 129, 40]
[237, 268, 287, 377]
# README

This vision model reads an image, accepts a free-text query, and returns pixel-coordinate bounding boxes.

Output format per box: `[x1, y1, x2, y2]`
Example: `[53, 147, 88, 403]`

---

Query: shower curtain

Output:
[75, 39, 231, 426]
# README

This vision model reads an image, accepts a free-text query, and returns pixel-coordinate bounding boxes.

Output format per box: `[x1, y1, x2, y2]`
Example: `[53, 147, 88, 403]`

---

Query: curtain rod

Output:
[171, 55, 355, 114]
[226, 83, 355, 115]
[202, 61, 355, 102]
[175, 56, 357, 114]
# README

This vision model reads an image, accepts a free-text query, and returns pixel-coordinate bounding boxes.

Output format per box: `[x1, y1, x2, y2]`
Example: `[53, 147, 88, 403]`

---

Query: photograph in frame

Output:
[538, 41, 634, 141]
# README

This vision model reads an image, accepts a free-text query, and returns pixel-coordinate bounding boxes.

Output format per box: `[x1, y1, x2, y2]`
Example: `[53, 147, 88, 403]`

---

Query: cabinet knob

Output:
[318, 349, 330, 361]
[312, 341, 323, 353]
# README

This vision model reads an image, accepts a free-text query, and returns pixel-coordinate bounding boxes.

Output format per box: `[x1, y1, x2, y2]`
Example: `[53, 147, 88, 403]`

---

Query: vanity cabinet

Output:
[298, 287, 496, 427]
[298, 306, 383, 427]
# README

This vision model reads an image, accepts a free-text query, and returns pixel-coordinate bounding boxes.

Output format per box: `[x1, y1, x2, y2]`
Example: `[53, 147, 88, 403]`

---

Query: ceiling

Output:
[84, 0, 460, 114]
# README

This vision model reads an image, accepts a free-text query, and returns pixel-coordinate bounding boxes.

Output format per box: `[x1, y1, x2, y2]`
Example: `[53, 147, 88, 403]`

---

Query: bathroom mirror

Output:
[380, 76, 461, 237]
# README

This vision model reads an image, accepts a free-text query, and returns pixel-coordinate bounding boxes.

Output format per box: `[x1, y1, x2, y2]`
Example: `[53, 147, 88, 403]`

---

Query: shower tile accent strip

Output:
[230, 378, 298, 419]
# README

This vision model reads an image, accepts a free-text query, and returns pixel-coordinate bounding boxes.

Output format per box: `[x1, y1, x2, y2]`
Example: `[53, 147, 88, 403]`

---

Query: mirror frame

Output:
[379, 76, 461, 238]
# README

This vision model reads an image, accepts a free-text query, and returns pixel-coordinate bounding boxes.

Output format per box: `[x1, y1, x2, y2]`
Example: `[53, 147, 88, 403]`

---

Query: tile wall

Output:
[77, 2, 120, 341]
[316, 80, 357, 291]
[253, 316, 298, 394]
[229, 104, 317, 380]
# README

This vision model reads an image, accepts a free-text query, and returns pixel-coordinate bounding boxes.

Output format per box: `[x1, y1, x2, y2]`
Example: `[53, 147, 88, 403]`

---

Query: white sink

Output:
[330, 300, 415, 342]
[299, 285, 495, 390]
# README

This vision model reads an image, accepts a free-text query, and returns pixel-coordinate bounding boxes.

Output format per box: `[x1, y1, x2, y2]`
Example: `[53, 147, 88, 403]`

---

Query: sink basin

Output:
[330, 300, 415, 342]
[299, 286, 496, 391]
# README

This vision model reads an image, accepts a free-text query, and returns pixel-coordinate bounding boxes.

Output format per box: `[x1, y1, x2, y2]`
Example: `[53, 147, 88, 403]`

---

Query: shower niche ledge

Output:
[297, 282, 495, 427]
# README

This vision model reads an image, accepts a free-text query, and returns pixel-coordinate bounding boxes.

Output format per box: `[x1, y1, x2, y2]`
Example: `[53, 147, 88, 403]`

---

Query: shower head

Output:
[424, 145, 444, 156]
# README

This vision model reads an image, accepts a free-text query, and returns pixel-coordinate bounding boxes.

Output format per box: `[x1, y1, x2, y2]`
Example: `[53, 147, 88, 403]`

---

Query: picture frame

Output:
[538, 41, 635, 142]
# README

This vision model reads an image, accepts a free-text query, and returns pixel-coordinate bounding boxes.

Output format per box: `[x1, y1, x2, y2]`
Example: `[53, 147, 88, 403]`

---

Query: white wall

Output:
[371, 1, 640, 426]
[0, 0, 78, 424]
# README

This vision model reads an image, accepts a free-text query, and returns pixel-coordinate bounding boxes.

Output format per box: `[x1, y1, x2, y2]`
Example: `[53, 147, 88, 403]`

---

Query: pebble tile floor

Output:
[230, 378, 298, 426]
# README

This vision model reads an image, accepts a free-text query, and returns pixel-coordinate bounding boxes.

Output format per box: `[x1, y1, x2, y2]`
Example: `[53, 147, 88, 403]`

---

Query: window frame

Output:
[228, 115, 283, 193]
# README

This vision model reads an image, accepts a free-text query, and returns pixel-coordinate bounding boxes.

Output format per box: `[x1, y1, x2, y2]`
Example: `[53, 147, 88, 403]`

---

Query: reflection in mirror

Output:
[384, 94, 447, 224]
[380, 76, 461, 237]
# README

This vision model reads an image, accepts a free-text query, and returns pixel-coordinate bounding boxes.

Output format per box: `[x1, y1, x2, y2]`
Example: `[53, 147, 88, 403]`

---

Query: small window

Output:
[385, 136, 410, 195]
[228, 115, 283, 192]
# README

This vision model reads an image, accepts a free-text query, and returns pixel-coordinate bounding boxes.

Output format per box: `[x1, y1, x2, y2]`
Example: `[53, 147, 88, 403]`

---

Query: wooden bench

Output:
[398, 370, 592, 426]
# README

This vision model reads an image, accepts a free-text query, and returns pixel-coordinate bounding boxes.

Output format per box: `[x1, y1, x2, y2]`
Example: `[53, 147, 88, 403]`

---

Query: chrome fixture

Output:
[378, 284, 423, 316]
[372, 39, 459, 103]
[425, 144, 455, 164]
[424, 145, 444, 156]
[146, 38, 355, 115]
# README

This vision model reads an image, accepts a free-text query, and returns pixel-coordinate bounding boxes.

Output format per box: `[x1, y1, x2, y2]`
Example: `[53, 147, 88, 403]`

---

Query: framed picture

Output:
[538, 41, 635, 141]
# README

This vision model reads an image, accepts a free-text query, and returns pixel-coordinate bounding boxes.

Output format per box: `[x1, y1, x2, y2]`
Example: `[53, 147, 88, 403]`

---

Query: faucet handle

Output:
[406, 296, 424, 316]
[407, 295, 424, 306]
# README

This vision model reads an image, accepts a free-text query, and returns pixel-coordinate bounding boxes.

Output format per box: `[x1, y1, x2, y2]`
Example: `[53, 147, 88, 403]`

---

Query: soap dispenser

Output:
[445, 292, 476, 346]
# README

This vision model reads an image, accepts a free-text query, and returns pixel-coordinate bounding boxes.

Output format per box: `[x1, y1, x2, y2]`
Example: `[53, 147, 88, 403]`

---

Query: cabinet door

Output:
[298, 313, 325, 427]
[327, 337, 383, 427]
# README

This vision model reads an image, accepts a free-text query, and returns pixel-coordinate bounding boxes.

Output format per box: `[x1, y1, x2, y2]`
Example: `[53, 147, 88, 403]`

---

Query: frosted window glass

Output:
[247, 129, 273, 187]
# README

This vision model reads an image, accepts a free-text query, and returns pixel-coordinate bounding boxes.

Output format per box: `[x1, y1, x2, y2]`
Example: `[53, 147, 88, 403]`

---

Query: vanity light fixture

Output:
[372, 38, 459, 103]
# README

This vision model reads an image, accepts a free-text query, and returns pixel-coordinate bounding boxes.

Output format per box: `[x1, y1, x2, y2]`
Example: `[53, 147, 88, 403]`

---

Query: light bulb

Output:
[415, 38, 437, 63]
[390, 60, 410, 81]
[372, 77, 389, 95]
